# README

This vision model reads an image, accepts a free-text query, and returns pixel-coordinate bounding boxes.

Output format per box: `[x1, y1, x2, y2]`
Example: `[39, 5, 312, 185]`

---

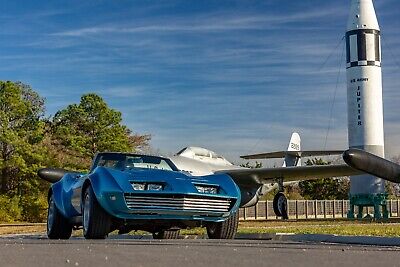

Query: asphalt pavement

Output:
[1, 234, 400, 267]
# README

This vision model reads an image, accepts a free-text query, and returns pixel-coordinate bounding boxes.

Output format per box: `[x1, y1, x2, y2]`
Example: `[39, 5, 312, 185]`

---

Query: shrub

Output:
[0, 195, 22, 223]
[20, 194, 48, 223]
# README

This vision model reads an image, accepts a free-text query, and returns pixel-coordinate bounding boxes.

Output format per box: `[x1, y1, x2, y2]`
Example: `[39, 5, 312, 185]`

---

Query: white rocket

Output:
[346, 0, 385, 194]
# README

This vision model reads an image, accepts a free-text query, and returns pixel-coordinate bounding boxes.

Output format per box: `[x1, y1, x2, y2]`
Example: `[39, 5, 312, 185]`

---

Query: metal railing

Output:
[239, 199, 400, 220]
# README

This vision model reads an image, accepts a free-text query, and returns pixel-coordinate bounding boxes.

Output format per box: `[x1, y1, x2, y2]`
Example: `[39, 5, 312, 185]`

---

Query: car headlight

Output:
[132, 183, 146, 191]
[147, 183, 163, 191]
[195, 185, 218, 194]
[131, 182, 164, 191]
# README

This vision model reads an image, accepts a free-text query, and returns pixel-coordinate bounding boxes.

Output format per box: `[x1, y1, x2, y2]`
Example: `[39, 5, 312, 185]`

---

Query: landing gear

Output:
[273, 192, 288, 219]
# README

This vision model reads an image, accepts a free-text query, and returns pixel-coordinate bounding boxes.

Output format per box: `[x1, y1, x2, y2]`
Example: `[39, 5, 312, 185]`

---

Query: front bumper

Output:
[98, 192, 239, 222]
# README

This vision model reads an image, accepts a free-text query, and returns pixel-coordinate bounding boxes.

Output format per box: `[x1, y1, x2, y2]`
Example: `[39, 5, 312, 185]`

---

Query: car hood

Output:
[89, 166, 240, 199]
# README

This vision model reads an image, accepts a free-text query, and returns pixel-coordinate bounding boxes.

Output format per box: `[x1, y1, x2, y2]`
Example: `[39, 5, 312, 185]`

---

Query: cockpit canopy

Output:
[176, 147, 233, 166]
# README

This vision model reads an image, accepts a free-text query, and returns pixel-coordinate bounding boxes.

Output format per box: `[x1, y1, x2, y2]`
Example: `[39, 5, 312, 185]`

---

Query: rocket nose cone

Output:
[347, 0, 379, 31]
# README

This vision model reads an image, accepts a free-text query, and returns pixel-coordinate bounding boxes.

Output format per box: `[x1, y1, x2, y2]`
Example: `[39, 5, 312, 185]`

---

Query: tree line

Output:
[0, 81, 150, 222]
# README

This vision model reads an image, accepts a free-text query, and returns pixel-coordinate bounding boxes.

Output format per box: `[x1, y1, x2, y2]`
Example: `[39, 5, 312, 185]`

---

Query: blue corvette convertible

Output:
[38, 152, 241, 240]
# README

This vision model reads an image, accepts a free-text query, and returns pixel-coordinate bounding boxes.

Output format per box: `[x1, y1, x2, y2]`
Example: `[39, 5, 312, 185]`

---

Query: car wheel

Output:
[47, 194, 72, 239]
[152, 230, 180, 239]
[82, 185, 111, 239]
[206, 212, 239, 239]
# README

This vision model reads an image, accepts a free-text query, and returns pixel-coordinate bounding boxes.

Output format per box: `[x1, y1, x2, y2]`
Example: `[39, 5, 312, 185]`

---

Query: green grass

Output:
[3, 219, 400, 238]
[121, 220, 400, 237]
[178, 220, 400, 237]
[238, 220, 400, 237]
[0, 225, 46, 235]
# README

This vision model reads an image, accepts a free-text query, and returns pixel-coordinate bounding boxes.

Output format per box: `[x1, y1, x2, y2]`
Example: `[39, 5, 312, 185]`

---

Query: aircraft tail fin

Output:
[283, 132, 301, 167]
[241, 132, 344, 165]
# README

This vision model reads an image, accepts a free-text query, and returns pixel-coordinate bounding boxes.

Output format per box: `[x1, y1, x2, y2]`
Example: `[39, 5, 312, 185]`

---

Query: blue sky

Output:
[0, 0, 399, 162]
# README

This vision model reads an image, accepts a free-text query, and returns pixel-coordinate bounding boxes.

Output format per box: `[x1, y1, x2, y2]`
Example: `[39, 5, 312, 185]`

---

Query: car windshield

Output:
[94, 153, 177, 172]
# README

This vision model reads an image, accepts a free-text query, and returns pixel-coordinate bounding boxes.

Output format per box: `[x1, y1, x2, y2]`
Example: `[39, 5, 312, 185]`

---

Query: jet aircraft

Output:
[169, 133, 362, 219]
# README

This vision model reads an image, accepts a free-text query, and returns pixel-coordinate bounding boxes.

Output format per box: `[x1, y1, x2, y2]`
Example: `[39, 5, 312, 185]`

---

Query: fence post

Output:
[314, 200, 318, 219]
[333, 200, 336, 219]
[323, 201, 327, 219]
[254, 202, 258, 220]
[305, 200, 308, 219]
[341, 200, 345, 218]
[389, 200, 392, 218]
[243, 207, 246, 221]
[295, 200, 298, 220]
[265, 200, 269, 220]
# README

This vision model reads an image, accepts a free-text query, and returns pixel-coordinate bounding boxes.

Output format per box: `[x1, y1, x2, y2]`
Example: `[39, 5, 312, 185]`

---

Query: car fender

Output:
[50, 173, 82, 218]
[84, 167, 127, 215]
[217, 173, 242, 213]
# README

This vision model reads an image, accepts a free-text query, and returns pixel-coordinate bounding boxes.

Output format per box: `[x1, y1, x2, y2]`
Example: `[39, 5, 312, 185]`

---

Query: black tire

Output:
[82, 185, 111, 239]
[206, 212, 239, 239]
[152, 230, 180, 239]
[273, 192, 288, 219]
[47, 194, 72, 240]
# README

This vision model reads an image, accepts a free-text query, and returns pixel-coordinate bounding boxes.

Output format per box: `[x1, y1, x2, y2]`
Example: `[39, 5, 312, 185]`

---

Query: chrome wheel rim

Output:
[47, 198, 55, 233]
[83, 193, 90, 233]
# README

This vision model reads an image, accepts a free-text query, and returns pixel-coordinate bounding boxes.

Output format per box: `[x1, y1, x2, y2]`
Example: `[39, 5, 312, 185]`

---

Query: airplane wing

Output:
[240, 150, 344, 159]
[216, 164, 362, 188]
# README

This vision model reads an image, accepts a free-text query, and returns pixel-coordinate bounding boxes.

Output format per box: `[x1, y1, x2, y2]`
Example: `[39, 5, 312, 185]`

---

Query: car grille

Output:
[124, 194, 233, 213]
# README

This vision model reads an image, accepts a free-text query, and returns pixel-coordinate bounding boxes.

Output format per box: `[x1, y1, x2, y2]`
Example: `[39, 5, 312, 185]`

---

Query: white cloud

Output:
[52, 6, 345, 37]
